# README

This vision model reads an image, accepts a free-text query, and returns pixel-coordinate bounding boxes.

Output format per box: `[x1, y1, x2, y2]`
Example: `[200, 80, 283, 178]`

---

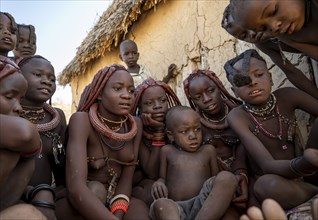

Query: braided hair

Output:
[224, 49, 266, 87]
[131, 77, 181, 116]
[221, 5, 231, 29]
[77, 64, 128, 112]
[18, 55, 49, 67]
[16, 24, 36, 48]
[183, 69, 241, 111]
[0, 12, 17, 35]
[0, 55, 21, 80]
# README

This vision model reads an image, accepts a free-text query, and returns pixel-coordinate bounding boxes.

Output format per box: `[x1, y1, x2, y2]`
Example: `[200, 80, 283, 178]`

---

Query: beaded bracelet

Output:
[152, 141, 166, 147]
[290, 157, 316, 177]
[25, 184, 56, 202]
[30, 200, 55, 210]
[109, 194, 130, 205]
[239, 172, 249, 185]
[110, 198, 129, 213]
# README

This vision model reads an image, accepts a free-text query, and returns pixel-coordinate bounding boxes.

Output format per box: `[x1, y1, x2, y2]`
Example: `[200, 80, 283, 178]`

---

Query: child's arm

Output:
[0, 115, 41, 153]
[227, 108, 305, 178]
[279, 36, 318, 62]
[256, 42, 318, 99]
[206, 144, 219, 176]
[231, 143, 248, 207]
[162, 64, 177, 84]
[151, 145, 169, 199]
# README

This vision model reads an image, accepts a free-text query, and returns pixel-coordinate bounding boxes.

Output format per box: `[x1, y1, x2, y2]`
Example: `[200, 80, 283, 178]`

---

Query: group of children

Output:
[1, 0, 318, 219]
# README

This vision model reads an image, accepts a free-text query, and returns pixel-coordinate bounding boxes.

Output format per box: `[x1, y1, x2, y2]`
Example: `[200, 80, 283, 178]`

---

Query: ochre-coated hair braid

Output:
[77, 64, 128, 112]
[183, 69, 242, 111]
[0, 55, 21, 80]
[131, 77, 181, 116]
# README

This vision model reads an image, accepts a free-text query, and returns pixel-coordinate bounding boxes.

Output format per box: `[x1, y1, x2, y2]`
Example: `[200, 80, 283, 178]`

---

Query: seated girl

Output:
[18, 55, 67, 220]
[57, 64, 149, 220]
[130, 77, 180, 206]
[224, 49, 318, 212]
[183, 69, 248, 212]
[0, 55, 44, 219]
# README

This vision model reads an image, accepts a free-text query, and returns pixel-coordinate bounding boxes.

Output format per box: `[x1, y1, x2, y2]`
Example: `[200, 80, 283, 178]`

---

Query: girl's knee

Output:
[216, 171, 238, 188]
[87, 181, 107, 204]
[254, 175, 282, 200]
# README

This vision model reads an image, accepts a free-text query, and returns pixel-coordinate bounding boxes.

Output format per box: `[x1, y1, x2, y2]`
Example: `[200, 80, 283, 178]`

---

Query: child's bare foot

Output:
[240, 199, 287, 220]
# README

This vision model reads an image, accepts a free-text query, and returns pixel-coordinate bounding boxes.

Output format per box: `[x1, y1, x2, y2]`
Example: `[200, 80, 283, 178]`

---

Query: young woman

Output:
[18, 55, 67, 220]
[57, 64, 149, 220]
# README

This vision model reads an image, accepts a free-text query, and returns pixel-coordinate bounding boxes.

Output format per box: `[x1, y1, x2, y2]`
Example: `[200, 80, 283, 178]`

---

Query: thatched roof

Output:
[58, 0, 164, 85]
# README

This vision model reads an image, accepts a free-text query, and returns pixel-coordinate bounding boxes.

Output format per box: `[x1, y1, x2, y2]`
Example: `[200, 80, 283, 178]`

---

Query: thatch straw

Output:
[58, 0, 164, 85]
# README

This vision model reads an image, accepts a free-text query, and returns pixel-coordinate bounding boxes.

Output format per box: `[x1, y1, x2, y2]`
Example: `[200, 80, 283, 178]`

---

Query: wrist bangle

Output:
[239, 173, 249, 184]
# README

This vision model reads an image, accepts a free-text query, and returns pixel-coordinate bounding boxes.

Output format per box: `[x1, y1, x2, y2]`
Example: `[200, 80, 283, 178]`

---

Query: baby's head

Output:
[0, 12, 17, 56]
[0, 55, 27, 116]
[132, 77, 180, 123]
[18, 55, 56, 104]
[224, 49, 273, 105]
[119, 39, 139, 69]
[229, 0, 306, 38]
[166, 106, 202, 152]
[13, 24, 37, 60]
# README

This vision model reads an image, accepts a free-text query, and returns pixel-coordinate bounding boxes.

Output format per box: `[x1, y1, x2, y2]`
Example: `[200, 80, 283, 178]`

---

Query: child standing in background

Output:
[119, 39, 152, 87]
[18, 55, 67, 220]
[13, 24, 37, 63]
[130, 77, 180, 206]
[150, 106, 239, 220]
[0, 12, 17, 57]
[119, 39, 176, 86]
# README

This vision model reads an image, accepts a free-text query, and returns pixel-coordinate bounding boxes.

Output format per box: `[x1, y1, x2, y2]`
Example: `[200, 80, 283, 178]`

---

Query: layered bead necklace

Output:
[243, 94, 287, 150]
[200, 103, 229, 130]
[20, 103, 63, 162]
[89, 103, 137, 143]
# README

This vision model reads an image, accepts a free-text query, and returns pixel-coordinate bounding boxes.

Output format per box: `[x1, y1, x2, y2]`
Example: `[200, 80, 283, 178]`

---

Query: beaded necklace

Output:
[21, 103, 63, 161]
[97, 112, 128, 132]
[202, 104, 229, 123]
[20, 105, 45, 123]
[247, 105, 287, 150]
[243, 93, 276, 117]
[21, 103, 60, 132]
[89, 103, 137, 142]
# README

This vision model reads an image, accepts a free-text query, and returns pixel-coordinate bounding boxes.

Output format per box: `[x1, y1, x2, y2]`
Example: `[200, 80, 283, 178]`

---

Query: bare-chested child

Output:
[119, 39, 176, 86]
[221, 5, 318, 100]
[0, 12, 17, 57]
[18, 55, 67, 220]
[130, 77, 180, 206]
[224, 49, 318, 211]
[57, 64, 149, 220]
[13, 24, 36, 63]
[183, 69, 248, 212]
[0, 55, 45, 219]
[229, 0, 318, 62]
[150, 106, 239, 220]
